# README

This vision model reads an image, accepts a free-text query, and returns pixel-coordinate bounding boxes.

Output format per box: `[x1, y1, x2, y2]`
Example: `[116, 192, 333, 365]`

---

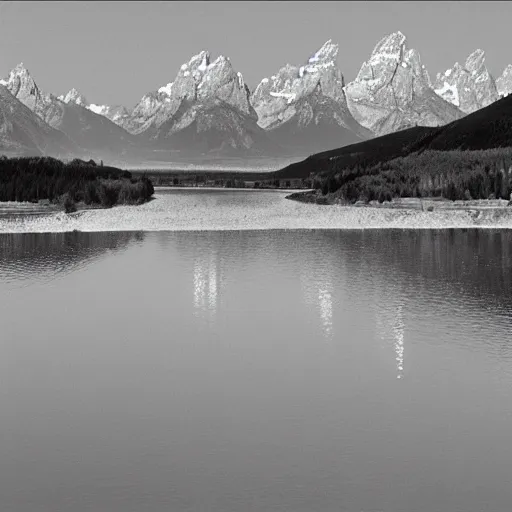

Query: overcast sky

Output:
[0, 1, 510, 108]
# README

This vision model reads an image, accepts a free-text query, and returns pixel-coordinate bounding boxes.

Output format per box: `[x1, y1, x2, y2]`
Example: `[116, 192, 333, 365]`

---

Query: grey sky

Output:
[0, 1, 510, 108]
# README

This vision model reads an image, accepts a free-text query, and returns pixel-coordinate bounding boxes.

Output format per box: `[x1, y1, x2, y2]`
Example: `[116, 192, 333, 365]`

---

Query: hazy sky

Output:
[0, 1, 511, 108]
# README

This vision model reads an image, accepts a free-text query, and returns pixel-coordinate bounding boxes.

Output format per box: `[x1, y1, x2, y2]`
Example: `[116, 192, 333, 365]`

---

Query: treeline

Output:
[144, 172, 311, 189]
[313, 148, 512, 203]
[0, 156, 154, 208]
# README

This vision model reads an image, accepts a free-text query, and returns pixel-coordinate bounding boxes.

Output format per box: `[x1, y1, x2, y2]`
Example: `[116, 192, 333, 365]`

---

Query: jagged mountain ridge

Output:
[58, 88, 133, 130]
[344, 31, 465, 136]
[0, 84, 78, 158]
[1, 64, 142, 161]
[2, 33, 512, 161]
[497, 65, 512, 98]
[433, 49, 500, 113]
[275, 92, 512, 180]
[46, 33, 511, 155]
[121, 50, 280, 155]
[122, 50, 256, 137]
[250, 40, 373, 155]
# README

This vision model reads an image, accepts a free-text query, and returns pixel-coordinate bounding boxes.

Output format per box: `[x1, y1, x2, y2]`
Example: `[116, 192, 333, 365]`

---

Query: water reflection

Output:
[299, 271, 334, 339]
[295, 233, 339, 339]
[166, 229, 512, 359]
[2, 227, 512, 512]
[349, 229, 512, 360]
[169, 232, 223, 320]
[318, 288, 333, 337]
[4, 228, 510, 362]
[374, 297, 406, 379]
[0, 231, 145, 288]
[193, 252, 219, 317]
[393, 303, 405, 379]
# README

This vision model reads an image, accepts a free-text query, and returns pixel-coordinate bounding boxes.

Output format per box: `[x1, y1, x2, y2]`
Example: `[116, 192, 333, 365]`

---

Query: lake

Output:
[1, 191, 512, 512]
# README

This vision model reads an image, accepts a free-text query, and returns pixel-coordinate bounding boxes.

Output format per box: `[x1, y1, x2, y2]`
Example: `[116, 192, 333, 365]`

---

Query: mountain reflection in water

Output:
[1, 228, 512, 512]
[0, 231, 145, 288]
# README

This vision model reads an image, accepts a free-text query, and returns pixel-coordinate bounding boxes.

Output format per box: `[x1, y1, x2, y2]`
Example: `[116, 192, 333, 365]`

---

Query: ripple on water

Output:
[0, 231, 144, 288]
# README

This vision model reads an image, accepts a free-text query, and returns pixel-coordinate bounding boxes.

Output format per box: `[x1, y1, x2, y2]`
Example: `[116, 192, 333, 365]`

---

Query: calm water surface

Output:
[1, 225, 512, 512]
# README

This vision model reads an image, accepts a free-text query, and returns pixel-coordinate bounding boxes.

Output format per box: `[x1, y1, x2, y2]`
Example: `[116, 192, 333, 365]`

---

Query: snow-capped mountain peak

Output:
[308, 39, 338, 64]
[465, 49, 486, 74]
[1, 62, 54, 120]
[11, 62, 30, 77]
[125, 48, 255, 137]
[367, 31, 406, 67]
[59, 88, 88, 106]
[4, 63, 36, 88]
[345, 30, 462, 135]
[433, 48, 499, 113]
[249, 39, 371, 155]
[497, 64, 512, 97]
[252, 39, 344, 112]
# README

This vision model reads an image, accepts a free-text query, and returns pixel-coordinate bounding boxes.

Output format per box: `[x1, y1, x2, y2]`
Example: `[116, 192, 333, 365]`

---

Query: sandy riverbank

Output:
[1, 189, 512, 234]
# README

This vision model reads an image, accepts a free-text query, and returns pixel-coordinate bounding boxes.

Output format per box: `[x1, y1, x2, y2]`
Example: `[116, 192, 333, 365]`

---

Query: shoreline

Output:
[2, 190, 512, 234]
[286, 190, 512, 210]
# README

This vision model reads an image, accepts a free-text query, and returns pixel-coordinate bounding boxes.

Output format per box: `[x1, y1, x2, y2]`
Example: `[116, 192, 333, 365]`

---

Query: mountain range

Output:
[276, 91, 512, 180]
[1, 30, 511, 164]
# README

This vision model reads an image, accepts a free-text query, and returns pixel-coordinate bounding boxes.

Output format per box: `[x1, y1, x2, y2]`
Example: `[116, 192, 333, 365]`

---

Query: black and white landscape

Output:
[2, 3, 512, 512]
[2, 25, 512, 166]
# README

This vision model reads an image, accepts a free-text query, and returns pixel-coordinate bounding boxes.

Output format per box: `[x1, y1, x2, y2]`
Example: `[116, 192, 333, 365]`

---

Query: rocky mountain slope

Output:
[276, 92, 512, 180]
[250, 41, 373, 155]
[58, 88, 132, 127]
[123, 51, 279, 155]
[1, 64, 140, 161]
[497, 65, 512, 98]
[344, 32, 464, 136]
[0, 84, 78, 157]
[433, 49, 499, 113]
[2, 34, 511, 161]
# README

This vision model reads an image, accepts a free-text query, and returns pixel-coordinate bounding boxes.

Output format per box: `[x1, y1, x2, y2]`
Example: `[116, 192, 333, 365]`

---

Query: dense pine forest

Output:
[280, 94, 512, 204]
[0, 156, 154, 210]
[309, 149, 512, 203]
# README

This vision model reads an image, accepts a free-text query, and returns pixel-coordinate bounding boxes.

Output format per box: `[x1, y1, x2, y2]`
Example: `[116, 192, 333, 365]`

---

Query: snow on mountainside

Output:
[88, 104, 131, 124]
[0, 84, 78, 157]
[344, 31, 464, 136]
[1, 63, 57, 122]
[59, 88, 132, 125]
[121, 50, 278, 155]
[58, 88, 88, 106]
[497, 64, 512, 98]
[250, 40, 373, 155]
[433, 50, 499, 113]
[2, 35, 511, 161]
[127, 51, 255, 134]
[1, 64, 141, 160]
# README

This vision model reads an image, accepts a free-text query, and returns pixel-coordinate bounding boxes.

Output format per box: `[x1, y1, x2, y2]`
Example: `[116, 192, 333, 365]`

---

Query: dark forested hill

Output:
[279, 95, 512, 203]
[276, 94, 512, 180]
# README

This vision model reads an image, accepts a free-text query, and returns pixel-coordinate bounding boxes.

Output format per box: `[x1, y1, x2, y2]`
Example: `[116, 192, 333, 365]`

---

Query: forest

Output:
[312, 148, 512, 203]
[0, 156, 154, 210]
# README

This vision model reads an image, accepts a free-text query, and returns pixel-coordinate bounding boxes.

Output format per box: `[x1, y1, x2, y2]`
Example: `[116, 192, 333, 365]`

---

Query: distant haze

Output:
[0, 1, 510, 108]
